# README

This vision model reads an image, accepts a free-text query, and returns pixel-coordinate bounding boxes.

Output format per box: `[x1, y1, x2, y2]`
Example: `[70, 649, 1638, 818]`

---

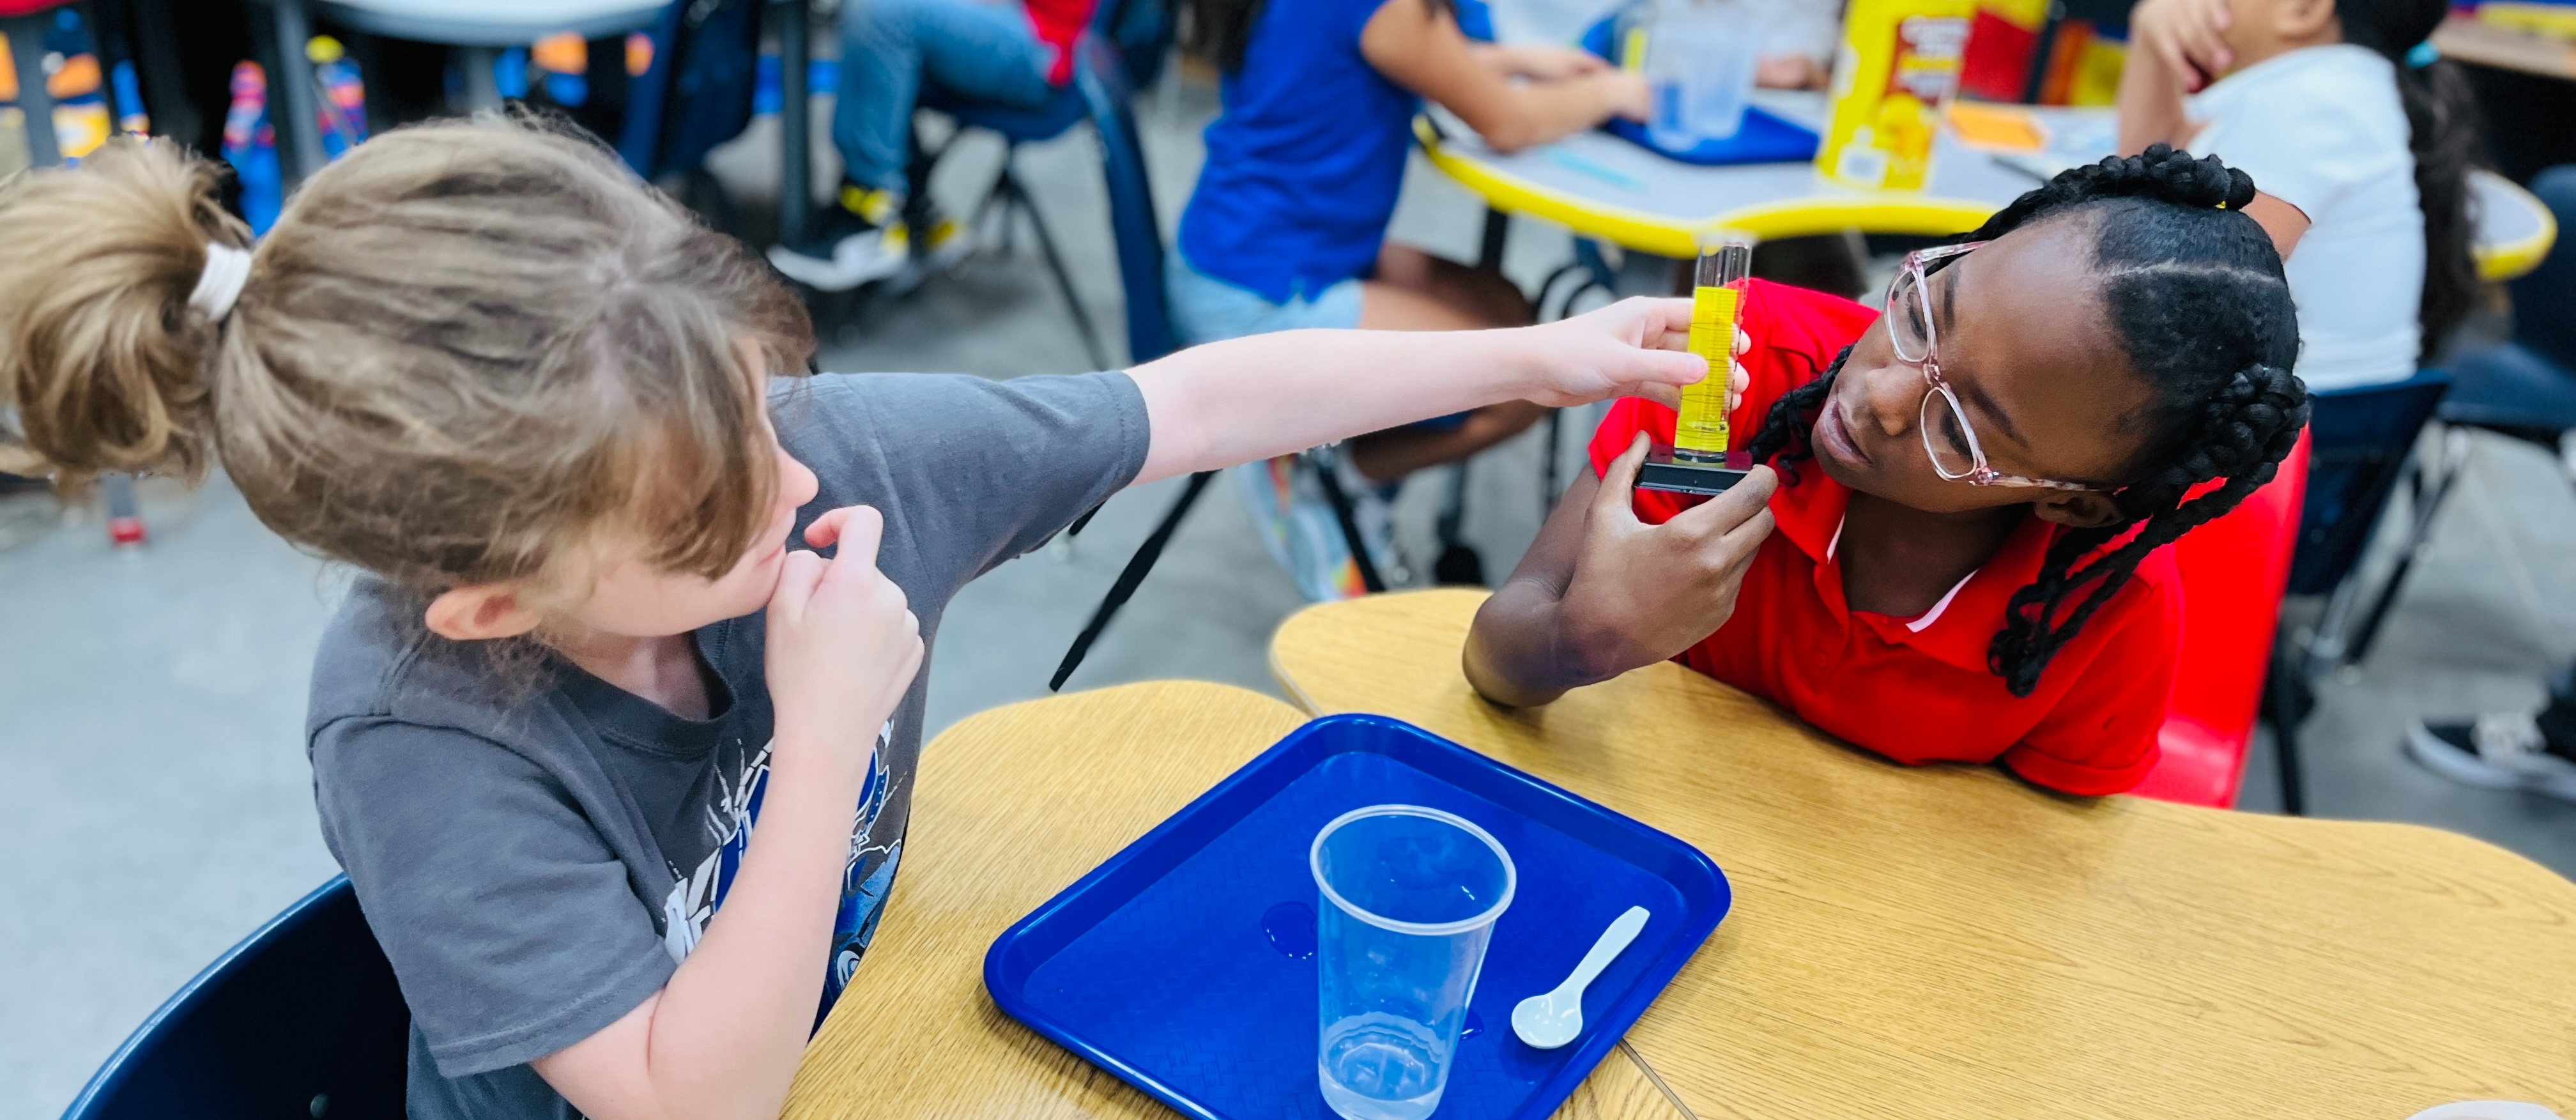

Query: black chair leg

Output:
[1433, 461, 1484, 587]
[1052, 470, 1215, 690]
[2267, 651, 2309, 817]
[2343, 426, 2470, 668]
[1006, 165, 1112, 370]
[1307, 450, 1387, 594]
[1542, 407, 1565, 517]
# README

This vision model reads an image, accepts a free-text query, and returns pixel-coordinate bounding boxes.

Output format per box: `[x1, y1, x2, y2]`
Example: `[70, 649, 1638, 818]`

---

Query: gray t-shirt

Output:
[306, 371, 1149, 1120]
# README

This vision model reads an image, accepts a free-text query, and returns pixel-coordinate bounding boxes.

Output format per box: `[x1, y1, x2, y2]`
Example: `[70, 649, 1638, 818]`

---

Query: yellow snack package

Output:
[1817, 0, 1977, 190]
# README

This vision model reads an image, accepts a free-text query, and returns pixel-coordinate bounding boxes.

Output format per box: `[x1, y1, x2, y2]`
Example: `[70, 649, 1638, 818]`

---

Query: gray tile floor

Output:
[6, 76, 2575, 1120]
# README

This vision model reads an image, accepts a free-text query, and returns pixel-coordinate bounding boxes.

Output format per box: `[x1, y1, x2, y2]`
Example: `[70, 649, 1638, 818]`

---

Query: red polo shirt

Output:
[1588, 280, 2181, 795]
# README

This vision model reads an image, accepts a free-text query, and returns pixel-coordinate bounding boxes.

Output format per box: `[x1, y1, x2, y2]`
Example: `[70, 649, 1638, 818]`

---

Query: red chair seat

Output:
[2131, 433, 2312, 808]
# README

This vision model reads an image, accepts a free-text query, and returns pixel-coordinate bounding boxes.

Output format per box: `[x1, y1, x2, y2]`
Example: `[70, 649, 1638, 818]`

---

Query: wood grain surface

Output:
[785, 679, 1689, 1120]
[1268, 590, 2576, 1120]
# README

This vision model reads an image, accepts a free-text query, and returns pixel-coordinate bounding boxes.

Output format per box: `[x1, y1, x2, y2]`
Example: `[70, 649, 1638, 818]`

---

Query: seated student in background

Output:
[1169, 0, 1650, 600]
[2119, 0, 2478, 389]
[765, 0, 1127, 290]
[0, 125, 1710, 1120]
[1466, 148, 2310, 796]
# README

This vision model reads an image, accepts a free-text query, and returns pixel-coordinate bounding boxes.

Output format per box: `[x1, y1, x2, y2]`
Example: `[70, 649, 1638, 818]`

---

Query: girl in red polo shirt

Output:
[1466, 146, 2310, 795]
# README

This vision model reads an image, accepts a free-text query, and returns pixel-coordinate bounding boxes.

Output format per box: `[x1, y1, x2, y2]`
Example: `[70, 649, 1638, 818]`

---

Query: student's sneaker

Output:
[1232, 451, 1398, 602]
[767, 184, 911, 292]
[882, 213, 976, 296]
[2405, 712, 2576, 801]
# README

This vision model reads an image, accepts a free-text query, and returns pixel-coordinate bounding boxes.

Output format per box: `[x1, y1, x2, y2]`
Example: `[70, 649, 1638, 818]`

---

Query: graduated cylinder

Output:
[1673, 242, 1752, 464]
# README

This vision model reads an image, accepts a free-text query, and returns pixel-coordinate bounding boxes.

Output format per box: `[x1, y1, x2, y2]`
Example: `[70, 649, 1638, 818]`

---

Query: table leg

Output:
[125, 0, 199, 146]
[455, 43, 502, 112]
[775, 0, 811, 243]
[268, 0, 329, 186]
[1478, 205, 1510, 272]
[6, 14, 65, 167]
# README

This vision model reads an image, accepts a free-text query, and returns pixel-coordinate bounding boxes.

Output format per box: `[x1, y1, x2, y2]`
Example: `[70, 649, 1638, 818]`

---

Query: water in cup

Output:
[1320, 1012, 1448, 1120]
[1642, 0, 1760, 146]
[1310, 805, 1516, 1120]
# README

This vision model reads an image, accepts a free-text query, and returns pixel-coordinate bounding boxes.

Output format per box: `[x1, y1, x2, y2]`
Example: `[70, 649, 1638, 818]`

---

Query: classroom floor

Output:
[7, 77, 2576, 1120]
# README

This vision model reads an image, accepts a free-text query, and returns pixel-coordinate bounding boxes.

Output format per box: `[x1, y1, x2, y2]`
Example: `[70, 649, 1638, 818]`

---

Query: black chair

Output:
[61, 877, 411, 1120]
[916, 0, 1172, 369]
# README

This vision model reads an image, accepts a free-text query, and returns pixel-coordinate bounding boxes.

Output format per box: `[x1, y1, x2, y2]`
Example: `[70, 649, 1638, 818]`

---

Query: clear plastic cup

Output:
[1310, 805, 1517, 1120]
[1645, 6, 1760, 146]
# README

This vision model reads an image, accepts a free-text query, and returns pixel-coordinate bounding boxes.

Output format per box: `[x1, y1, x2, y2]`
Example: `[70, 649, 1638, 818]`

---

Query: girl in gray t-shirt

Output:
[0, 118, 1724, 1120]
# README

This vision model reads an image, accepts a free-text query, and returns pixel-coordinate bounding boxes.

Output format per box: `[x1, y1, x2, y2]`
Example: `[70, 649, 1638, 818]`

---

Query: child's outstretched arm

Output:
[1128, 296, 1706, 484]
[532, 507, 922, 1120]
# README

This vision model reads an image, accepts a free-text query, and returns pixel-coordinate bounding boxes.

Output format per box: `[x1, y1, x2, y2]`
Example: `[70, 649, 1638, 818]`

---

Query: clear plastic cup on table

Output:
[1643, 0, 1760, 146]
[1310, 804, 1517, 1120]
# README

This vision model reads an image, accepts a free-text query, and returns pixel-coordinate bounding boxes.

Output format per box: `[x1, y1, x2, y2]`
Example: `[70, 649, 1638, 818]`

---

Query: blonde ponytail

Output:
[0, 137, 249, 480]
[0, 117, 813, 597]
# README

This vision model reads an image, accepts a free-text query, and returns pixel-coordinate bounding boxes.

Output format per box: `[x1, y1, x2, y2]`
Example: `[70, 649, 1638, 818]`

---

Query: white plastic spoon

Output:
[1511, 905, 1649, 1050]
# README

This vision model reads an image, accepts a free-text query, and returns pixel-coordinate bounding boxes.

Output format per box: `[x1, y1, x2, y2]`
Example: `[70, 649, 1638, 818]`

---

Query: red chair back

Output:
[2130, 432, 2311, 808]
[0, 1, 75, 18]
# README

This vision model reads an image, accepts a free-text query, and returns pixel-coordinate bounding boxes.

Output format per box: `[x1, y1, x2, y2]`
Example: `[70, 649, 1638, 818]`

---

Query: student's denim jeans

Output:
[833, 0, 1055, 193]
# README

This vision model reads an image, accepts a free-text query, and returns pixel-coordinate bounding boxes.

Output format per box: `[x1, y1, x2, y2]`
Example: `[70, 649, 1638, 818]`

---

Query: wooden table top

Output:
[784, 679, 1695, 1120]
[1268, 589, 2576, 1120]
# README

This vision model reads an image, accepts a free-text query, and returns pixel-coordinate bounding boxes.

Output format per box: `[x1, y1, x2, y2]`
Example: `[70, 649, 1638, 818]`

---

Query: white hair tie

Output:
[187, 243, 254, 322]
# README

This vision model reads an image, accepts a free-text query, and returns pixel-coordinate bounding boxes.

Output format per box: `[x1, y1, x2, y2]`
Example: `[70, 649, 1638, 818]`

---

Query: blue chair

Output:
[2260, 369, 2451, 813]
[62, 877, 410, 1120]
[916, 0, 1174, 369]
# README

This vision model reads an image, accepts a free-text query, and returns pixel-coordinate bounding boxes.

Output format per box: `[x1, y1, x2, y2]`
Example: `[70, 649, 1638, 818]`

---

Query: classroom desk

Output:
[1425, 98, 2556, 281]
[1268, 588, 2576, 1120]
[2435, 15, 2576, 82]
[782, 679, 1696, 1120]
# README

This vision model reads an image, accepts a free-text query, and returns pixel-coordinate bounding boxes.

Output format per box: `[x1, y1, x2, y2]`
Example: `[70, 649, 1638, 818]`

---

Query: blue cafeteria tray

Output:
[984, 714, 1732, 1120]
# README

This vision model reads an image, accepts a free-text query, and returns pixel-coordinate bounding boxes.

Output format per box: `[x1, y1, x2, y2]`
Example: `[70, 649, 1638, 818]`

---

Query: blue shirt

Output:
[1177, 0, 1420, 304]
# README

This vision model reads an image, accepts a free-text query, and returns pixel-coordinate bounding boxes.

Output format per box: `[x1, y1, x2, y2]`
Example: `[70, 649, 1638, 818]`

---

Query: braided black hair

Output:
[1745, 145, 2309, 696]
[2336, 0, 2483, 357]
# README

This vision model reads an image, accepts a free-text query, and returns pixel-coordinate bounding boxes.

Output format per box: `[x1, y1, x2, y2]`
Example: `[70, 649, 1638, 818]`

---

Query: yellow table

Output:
[785, 680, 1694, 1120]
[1423, 100, 2556, 280]
[1267, 589, 2576, 1120]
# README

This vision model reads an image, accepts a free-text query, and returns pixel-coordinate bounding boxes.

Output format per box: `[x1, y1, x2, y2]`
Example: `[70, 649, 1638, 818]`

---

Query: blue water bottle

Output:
[306, 36, 369, 159]
[222, 61, 282, 235]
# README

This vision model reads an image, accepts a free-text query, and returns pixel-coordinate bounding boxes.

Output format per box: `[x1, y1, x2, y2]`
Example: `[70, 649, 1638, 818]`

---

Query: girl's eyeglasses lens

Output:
[1919, 390, 1979, 478]
[1888, 266, 1931, 364]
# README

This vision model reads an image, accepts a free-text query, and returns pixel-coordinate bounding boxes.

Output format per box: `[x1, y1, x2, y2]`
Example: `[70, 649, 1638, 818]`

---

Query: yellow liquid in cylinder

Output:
[1675, 284, 1738, 461]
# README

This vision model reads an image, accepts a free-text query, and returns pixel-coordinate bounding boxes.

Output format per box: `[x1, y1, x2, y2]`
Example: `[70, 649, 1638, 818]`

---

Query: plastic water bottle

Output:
[42, 10, 112, 161]
[222, 61, 282, 235]
[531, 32, 588, 108]
[305, 36, 369, 160]
[112, 59, 149, 135]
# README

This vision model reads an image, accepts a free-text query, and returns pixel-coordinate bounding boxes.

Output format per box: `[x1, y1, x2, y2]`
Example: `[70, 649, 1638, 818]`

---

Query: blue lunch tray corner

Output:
[983, 714, 1732, 1120]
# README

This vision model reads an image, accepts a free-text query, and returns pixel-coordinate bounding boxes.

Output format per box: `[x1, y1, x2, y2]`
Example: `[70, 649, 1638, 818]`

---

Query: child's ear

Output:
[2031, 490, 2124, 529]
[424, 585, 545, 642]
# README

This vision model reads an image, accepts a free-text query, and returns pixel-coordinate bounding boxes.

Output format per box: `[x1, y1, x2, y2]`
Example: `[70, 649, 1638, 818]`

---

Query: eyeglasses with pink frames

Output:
[1884, 241, 2092, 493]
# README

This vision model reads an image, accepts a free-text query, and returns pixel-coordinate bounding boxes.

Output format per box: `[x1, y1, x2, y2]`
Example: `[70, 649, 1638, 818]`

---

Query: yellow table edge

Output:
[2474, 169, 2558, 283]
[1420, 117, 2556, 282]
[1411, 116, 2002, 256]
